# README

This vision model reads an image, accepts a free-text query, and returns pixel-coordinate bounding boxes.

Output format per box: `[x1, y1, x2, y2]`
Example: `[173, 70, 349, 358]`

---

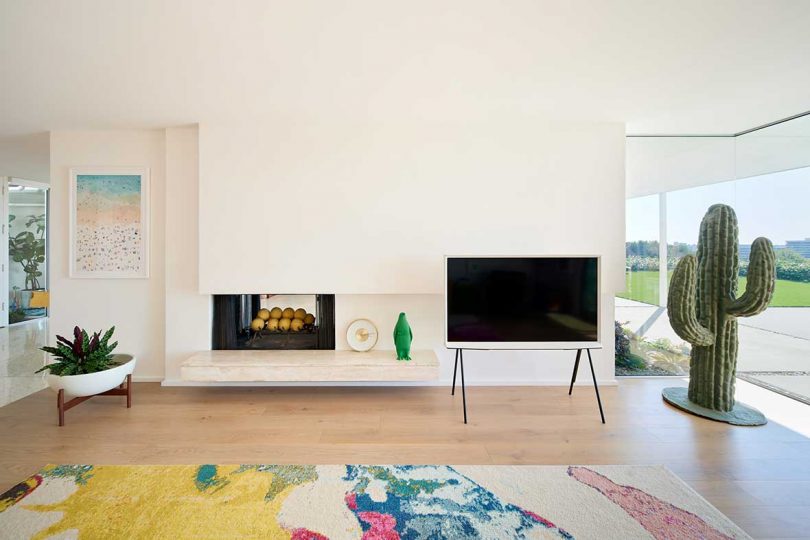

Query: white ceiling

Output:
[1, 0, 809, 138]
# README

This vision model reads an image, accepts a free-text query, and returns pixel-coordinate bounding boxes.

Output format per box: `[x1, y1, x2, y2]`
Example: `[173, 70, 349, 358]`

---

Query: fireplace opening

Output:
[212, 294, 335, 350]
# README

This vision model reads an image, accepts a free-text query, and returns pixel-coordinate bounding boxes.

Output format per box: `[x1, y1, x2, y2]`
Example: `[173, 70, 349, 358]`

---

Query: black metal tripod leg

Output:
[569, 349, 582, 395]
[460, 349, 467, 424]
[451, 349, 459, 396]
[586, 349, 605, 424]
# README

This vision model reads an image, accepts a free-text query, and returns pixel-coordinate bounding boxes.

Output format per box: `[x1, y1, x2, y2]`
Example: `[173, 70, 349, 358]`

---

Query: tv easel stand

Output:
[450, 348, 605, 425]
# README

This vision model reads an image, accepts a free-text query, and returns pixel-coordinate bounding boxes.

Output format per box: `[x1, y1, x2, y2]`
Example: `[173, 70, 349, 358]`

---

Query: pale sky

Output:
[627, 166, 810, 246]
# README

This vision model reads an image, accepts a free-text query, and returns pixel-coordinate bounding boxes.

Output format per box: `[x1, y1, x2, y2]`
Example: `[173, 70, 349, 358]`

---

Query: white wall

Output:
[187, 119, 625, 385]
[0, 133, 50, 183]
[50, 121, 624, 386]
[199, 120, 626, 295]
[335, 295, 444, 352]
[50, 130, 166, 379]
[164, 126, 210, 381]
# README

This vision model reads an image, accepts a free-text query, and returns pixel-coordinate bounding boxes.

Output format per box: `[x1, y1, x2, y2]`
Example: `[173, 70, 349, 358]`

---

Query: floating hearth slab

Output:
[181, 349, 439, 382]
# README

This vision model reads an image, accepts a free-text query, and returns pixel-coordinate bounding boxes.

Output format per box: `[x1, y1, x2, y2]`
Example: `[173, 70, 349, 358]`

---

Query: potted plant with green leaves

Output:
[9, 213, 46, 309]
[37, 326, 136, 401]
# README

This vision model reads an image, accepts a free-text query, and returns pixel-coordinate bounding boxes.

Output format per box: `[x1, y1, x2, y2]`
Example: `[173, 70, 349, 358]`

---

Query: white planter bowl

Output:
[46, 354, 136, 397]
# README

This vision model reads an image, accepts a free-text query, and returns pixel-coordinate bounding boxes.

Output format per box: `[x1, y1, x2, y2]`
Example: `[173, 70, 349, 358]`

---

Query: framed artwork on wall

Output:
[69, 167, 150, 278]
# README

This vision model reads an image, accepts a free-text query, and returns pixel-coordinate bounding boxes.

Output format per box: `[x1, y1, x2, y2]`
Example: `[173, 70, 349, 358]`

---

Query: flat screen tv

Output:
[445, 256, 600, 349]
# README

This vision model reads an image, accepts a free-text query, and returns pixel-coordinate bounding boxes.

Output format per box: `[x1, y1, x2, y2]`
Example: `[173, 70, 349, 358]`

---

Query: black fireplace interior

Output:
[212, 294, 335, 350]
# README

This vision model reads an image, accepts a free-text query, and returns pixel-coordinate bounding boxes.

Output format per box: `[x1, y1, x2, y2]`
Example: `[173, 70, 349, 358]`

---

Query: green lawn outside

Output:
[618, 270, 810, 307]
[618, 271, 661, 306]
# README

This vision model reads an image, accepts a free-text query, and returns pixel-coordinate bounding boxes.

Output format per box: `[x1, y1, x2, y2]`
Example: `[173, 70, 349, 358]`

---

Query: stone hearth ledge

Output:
[181, 349, 439, 382]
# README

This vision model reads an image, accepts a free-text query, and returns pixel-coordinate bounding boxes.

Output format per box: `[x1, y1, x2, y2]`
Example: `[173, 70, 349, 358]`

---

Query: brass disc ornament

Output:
[346, 319, 378, 352]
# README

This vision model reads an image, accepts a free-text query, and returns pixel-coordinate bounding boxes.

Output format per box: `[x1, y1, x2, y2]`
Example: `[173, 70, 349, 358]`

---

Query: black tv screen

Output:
[445, 256, 599, 348]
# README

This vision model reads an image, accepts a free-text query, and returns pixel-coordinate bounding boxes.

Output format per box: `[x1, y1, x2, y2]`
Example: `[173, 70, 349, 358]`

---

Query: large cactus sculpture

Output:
[663, 204, 775, 426]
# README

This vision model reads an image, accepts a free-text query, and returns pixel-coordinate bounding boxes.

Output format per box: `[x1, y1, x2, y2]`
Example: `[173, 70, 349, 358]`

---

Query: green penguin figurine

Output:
[393, 312, 413, 361]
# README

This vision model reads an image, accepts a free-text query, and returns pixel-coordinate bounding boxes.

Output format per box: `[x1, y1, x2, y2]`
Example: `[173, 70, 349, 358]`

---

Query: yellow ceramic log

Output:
[249, 318, 265, 332]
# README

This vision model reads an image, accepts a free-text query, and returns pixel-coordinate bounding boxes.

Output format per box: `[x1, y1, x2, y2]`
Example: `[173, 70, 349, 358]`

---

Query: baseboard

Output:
[133, 375, 165, 383]
[160, 378, 618, 387]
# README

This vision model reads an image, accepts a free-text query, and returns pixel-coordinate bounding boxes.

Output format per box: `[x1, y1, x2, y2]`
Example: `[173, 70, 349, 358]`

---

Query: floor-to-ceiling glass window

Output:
[734, 166, 810, 403]
[615, 195, 672, 375]
[618, 113, 810, 404]
[618, 194, 660, 306]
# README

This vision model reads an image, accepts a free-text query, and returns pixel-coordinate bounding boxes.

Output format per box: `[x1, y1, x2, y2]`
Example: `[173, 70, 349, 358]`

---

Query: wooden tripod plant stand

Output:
[57, 374, 133, 426]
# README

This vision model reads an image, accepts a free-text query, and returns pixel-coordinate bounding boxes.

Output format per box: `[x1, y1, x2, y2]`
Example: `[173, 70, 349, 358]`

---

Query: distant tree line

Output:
[741, 248, 810, 283]
[626, 243, 810, 283]
[625, 241, 694, 258]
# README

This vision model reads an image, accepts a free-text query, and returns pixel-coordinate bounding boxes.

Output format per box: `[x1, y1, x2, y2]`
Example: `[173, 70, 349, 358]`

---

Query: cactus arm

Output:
[726, 237, 775, 317]
[667, 255, 714, 346]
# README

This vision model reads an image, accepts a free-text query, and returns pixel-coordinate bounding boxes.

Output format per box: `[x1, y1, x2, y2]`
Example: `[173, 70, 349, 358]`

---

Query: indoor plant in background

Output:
[37, 327, 136, 423]
[8, 213, 47, 310]
[663, 204, 775, 426]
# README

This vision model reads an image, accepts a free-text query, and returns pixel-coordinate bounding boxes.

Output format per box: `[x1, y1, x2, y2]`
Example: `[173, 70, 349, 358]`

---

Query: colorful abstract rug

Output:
[0, 464, 749, 539]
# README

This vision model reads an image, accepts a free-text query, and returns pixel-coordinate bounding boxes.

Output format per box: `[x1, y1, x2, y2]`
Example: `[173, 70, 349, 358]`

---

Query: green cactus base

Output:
[662, 387, 766, 426]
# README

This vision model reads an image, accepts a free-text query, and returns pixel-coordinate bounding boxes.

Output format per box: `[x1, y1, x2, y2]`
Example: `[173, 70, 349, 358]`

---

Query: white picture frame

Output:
[69, 167, 150, 278]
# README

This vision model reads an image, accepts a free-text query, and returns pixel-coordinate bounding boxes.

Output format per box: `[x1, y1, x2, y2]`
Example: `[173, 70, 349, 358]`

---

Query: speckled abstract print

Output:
[74, 174, 144, 274]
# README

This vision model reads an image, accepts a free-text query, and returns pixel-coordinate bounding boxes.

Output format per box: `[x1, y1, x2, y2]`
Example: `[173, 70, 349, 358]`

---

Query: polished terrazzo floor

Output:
[0, 318, 48, 407]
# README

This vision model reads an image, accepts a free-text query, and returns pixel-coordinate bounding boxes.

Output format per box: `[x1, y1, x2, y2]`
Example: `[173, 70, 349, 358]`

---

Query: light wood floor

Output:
[1, 379, 809, 539]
